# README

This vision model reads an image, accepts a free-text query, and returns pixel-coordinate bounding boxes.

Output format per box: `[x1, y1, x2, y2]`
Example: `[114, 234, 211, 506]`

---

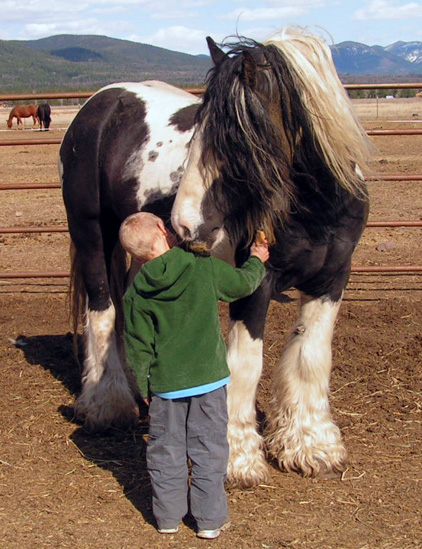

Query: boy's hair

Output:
[119, 212, 164, 259]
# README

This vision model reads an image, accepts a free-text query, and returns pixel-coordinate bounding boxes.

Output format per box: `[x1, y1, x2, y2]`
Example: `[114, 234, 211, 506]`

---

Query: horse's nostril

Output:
[183, 226, 192, 240]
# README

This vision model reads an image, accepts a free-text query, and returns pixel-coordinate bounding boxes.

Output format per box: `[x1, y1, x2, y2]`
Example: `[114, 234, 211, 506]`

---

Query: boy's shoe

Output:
[197, 520, 231, 540]
[158, 526, 179, 534]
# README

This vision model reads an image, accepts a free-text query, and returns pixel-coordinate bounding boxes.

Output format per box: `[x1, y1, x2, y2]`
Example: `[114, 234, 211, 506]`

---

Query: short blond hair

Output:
[119, 212, 164, 260]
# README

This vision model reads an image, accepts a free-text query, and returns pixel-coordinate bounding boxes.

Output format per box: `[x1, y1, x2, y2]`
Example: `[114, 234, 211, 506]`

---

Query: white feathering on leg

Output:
[74, 303, 138, 431]
[265, 293, 347, 477]
[227, 320, 270, 487]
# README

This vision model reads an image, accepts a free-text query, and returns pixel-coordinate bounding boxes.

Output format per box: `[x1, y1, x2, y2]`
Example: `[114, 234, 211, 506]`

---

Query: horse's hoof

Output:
[74, 398, 139, 434]
[84, 411, 138, 434]
[315, 458, 346, 479]
[227, 458, 271, 488]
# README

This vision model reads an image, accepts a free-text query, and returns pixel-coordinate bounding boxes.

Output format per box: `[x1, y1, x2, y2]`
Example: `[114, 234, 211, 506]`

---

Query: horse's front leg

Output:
[265, 291, 347, 478]
[226, 275, 273, 488]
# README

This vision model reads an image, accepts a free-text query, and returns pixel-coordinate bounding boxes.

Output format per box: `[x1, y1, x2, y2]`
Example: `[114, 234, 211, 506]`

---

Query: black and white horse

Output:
[37, 103, 51, 129]
[59, 27, 370, 488]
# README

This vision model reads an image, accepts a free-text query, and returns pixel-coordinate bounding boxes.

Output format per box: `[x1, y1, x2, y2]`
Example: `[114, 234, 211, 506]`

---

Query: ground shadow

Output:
[13, 332, 82, 396]
[69, 423, 157, 526]
[68, 424, 198, 532]
[12, 332, 163, 526]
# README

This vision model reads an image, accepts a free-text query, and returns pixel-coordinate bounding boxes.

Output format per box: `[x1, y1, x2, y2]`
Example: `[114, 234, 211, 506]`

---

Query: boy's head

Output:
[119, 212, 173, 262]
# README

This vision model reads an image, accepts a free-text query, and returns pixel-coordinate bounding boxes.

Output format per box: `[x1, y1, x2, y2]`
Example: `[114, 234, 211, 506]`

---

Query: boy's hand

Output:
[251, 242, 269, 263]
[251, 231, 269, 263]
[143, 397, 150, 406]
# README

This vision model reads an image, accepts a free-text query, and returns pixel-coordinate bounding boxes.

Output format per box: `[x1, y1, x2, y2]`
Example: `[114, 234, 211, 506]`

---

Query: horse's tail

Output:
[265, 26, 372, 197]
[69, 240, 85, 360]
[109, 240, 130, 338]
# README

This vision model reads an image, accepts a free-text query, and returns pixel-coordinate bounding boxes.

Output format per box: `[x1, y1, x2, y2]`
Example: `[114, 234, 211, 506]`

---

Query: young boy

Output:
[120, 212, 269, 539]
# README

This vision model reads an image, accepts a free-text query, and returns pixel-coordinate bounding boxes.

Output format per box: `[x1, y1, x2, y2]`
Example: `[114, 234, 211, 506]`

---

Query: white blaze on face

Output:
[171, 131, 215, 241]
[114, 81, 200, 209]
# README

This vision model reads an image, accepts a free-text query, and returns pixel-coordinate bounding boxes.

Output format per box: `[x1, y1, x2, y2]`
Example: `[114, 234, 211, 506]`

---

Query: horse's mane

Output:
[265, 26, 371, 195]
[195, 26, 371, 244]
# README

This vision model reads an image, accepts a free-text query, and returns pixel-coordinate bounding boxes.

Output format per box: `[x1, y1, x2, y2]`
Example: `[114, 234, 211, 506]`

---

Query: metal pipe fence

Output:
[1, 84, 421, 279]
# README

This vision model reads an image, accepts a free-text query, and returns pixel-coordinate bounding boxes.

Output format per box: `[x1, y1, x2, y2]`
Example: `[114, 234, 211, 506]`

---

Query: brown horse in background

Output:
[7, 104, 39, 129]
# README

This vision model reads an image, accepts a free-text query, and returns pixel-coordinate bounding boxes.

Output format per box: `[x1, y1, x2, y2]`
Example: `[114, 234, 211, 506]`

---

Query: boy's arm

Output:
[123, 297, 155, 399]
[212, 253, 267, 302]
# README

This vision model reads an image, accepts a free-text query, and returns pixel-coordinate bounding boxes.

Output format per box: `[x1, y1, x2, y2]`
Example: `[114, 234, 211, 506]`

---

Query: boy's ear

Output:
[157, 222, 168, 237]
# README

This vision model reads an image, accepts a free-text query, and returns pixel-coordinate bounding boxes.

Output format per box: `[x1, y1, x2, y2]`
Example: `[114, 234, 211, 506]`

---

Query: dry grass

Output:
[352, 97, 422, 121]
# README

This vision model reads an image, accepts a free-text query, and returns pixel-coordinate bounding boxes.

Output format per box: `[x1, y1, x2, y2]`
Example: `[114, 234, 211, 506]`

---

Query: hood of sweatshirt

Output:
[132, 247, 195, 301]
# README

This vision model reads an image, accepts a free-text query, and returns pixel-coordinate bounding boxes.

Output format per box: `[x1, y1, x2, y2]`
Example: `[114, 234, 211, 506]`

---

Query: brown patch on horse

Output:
[169, 104, 198, 132]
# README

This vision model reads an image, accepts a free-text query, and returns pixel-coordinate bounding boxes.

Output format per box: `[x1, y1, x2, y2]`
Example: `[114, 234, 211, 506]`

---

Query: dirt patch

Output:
[0, 101, 421, 548]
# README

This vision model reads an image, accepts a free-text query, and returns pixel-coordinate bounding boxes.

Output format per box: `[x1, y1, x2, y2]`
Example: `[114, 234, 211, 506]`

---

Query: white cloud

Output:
[90, 6, 127, 15]
[221, 6, 307, 21]
[230, 0, 325, 4]
[151, 10, 199, 20]
[138, 25, 210, 53]
[184, 0, 214, 6]
[0, 1, 87, 23]
[23, 17, 135, 40]
[354, 1, 422, 21]
[266, 0, 325, 5]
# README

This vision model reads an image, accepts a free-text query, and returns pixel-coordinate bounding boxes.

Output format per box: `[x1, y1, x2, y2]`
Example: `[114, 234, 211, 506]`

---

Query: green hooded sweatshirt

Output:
[123, 246, 266, 397]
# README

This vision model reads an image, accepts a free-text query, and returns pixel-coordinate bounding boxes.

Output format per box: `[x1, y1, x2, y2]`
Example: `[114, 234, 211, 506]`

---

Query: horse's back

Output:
[14, 104, 38, 116]
[60, 81, 200, 222]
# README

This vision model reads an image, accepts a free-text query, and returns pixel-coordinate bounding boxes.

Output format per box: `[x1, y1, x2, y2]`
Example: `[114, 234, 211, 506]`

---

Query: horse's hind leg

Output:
[69, 217, 138, 432]
[226, 276, 273, 488]
[265, 291, 347, 478]
[79, 307, 137, 432]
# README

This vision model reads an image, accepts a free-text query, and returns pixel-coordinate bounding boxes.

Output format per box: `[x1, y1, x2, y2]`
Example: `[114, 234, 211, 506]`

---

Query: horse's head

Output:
[171, 130, 226, 253]
[172, 36, 299, 252]
[43, 113, 52, 129]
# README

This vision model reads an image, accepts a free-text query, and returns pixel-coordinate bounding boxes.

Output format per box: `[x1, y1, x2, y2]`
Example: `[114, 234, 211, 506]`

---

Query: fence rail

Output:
[2, 220, 422, 235]
[0, 129, 420, 149]
[1, 82, 422, 102]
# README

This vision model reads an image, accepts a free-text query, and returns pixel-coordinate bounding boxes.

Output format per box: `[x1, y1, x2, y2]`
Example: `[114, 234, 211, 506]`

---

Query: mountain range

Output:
[332, 40, 422, 75]
[2, 34, 422, 93]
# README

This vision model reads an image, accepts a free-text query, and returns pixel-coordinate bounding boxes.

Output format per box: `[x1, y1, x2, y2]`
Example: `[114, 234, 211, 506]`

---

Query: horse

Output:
[59, 27, 371, 488]
[37, 103, 51, 129]
[7, 104, 39, 129]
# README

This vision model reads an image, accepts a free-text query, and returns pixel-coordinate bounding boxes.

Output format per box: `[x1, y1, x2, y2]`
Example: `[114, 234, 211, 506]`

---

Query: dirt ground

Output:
[0, 98, 421, 548]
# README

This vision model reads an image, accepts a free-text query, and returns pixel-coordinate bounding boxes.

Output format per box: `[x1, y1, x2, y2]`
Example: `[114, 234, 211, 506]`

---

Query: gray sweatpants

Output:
[146, 386, 229, 531]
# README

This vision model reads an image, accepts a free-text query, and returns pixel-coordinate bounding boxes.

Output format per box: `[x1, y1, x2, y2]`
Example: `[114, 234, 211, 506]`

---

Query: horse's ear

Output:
[206, 36, 226, 66]
[242, 50, 257, 90]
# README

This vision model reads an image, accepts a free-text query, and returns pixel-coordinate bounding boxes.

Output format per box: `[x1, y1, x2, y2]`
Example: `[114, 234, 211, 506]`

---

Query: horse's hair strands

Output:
[265, 26, 371, 197]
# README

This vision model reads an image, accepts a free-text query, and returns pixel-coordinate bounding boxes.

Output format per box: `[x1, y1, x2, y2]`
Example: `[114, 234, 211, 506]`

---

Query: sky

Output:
[2, 1, 422, 55]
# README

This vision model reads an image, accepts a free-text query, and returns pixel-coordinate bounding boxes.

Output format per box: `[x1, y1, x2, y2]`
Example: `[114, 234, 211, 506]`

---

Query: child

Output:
[120, 212, 269, 539]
